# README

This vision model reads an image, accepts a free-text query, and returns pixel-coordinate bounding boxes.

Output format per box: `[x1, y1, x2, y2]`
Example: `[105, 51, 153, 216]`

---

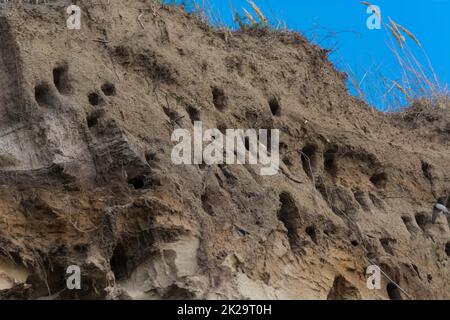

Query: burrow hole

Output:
[269, 97, 281, 116]
[86, 110, 103, 128]
[414, 212, 428, 232]
[305, 225, 318, 244]
[145, 150, 158, 164]
[110, 243, 129, 280]
[53, 64, 72, 94]
[277, 192, 302, 249]
[445, 241, 450, 257]
[163, 106, 180, 122]
[88, 92, 104, 106]
[35, 83, 56, 106]
[128, 175, 147, 190]
[201, 192, 214, 216]
[370, 172, 388, 189]
[186, 105, 200, 124]
[324, 145, 339, 176]
[301, 144, 318, 180]
[412, 264, 421, 279]
[387, 283, 403, 300]
[212, 86, 227, 111]
[421, 161, 433, 184]
[101, 82, 116, 96]
[327, 275, 361, 300]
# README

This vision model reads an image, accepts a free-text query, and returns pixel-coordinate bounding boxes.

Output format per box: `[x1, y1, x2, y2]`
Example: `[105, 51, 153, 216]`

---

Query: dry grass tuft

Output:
[349, 2, 448, 111]
[248, 0, 268, 25]
[396, 23, 421, 48]
[234, 0, 269, 32]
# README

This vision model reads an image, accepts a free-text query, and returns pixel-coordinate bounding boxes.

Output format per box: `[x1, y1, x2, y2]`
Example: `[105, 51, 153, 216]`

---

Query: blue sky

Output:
[173, 0, 450, 110]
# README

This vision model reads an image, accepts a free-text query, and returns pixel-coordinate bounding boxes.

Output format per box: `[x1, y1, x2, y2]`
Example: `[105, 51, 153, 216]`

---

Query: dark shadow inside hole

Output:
[35, 83, 54, 106]
[101, 82, 116, 96]
[145, 150, 158, 164]
[301, 144, 318, 180]
[163, 106, 179, 121]
[327, 275, 361, 300]
[269, 97, 281, 116]
[53, 64, 71, 94]
[86, 113, 99, 128]
[201, 192, 214, 216]
[445, 241, 450, 257]
[324, 146, 339, 176]
[278, 192, 301, 249]
[162, 284, 195, 300]
[128, 175, 146, 189]
[186, 105, 200, 124]
[411, 264, 421, 279]
[414, 213, 428, 232]
[370, 172, 388, 189]
[305, 225, 318, 244]
[212, 86, 227, 111]
[88, 92, 103, 106]
[387, 283, 403, 300]
[421, 161, 433, 184]
[110, 243, 129, 280]
[269, 98, 281, 116]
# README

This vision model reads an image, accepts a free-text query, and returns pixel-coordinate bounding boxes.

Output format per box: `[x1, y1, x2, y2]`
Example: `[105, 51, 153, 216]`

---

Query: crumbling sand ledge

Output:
[0, 1, 449, 299]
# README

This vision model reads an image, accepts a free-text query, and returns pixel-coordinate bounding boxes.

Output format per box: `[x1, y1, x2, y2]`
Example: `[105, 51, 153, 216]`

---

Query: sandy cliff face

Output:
[0, 0, 449, 300]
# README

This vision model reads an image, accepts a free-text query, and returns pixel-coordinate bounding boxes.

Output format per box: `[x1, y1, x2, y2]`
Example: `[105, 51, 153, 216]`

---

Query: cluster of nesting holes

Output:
[211, 86, 227, 111]
[277, 192, 301, 249]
